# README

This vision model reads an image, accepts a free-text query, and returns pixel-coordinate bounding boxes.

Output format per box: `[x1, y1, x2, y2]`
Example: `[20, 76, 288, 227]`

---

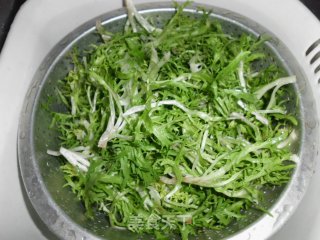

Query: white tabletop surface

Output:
[0, 0, 320, 239]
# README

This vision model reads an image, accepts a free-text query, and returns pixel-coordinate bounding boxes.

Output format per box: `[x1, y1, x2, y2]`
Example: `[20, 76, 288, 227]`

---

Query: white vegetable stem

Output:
[237, 59, 247, 92]
[125, 0, 137, 32]
[255, 76, 296, 100]
[125, 0, 161, 34]
[71, 96, 76, 115]
[59, 147, 90, 172]
[229, 112, 259, 133]
[123, 99, 216, 122]
[237, 100, 269, 125]
[46, 149, 61, 156]
[164, 184, 182, 202]
[98, 94, 116, 148]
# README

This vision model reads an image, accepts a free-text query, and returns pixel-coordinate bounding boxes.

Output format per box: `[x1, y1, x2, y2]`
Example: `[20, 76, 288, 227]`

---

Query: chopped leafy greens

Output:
[48, 1, 298, 239]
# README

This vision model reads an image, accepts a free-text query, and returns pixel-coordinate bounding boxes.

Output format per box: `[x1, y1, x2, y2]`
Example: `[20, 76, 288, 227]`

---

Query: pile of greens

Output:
[48, 0, 299, 239]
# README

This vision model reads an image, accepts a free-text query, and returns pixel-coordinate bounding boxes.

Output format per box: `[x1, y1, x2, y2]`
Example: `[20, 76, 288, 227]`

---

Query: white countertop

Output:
[0, 0, 319, 239]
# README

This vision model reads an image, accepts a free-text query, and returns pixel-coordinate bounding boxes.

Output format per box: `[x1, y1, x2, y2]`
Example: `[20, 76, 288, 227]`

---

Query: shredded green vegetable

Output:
[48, 1, 299, 239]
